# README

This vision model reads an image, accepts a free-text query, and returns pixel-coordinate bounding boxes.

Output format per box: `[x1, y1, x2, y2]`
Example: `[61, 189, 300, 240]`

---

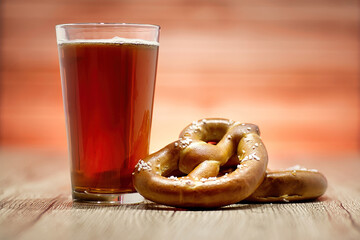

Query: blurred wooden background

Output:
[0, 0, 359, 159]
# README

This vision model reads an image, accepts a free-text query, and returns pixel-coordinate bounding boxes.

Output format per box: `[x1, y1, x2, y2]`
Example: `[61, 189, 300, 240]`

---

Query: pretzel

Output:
[133, 118, 268, 208]
[246, 166, 327, 202]
[133, 118, 327, 208]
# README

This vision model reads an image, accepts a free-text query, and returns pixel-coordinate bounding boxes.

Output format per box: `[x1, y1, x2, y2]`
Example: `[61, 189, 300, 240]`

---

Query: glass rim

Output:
[56, 23, 160, 30]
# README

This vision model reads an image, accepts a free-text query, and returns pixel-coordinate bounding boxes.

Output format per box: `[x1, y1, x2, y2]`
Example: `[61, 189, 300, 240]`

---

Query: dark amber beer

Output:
[57, 24, 159, 203]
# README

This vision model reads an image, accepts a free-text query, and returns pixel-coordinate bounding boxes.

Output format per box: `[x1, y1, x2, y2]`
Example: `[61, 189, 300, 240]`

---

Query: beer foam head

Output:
[58, 36, 159, 46]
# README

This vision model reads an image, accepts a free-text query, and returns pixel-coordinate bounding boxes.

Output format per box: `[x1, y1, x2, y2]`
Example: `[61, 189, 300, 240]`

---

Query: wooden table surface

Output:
[0, 148, 359, 240]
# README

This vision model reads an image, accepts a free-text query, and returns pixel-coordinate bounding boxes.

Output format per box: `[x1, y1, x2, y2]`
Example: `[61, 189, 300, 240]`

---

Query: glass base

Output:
[72, 191, 144, 205]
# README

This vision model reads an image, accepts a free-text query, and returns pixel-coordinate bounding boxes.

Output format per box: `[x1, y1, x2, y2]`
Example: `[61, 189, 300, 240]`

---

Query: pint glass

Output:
[56, 23, 160, 203]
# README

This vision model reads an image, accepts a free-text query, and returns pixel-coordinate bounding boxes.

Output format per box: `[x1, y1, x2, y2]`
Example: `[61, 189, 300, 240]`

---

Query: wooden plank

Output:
[3, 0, 359, 24]
[0, 150, 359, 240]
[1, 1, 359, 71]
[0, 0, 359, 154]
[1, 71, 359, 153]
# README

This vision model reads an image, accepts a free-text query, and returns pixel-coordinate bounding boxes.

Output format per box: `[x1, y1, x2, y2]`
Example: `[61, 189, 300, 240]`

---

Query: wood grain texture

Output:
[0, 149, 359, 240]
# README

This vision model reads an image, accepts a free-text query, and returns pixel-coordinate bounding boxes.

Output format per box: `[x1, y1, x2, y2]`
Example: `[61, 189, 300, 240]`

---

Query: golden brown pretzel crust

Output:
[246, 168, 327, 202]
[133, 118, 268, 208]
[133, 118, 328, 208]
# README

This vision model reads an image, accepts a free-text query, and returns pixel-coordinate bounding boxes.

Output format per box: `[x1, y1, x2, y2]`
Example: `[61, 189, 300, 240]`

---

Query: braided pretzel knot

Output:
[133, 119, 268, 208]
[133, 119, 327, 208]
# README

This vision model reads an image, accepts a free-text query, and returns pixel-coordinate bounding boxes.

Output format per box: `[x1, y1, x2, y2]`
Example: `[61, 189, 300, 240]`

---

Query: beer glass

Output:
[56, 23, 160, 204]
